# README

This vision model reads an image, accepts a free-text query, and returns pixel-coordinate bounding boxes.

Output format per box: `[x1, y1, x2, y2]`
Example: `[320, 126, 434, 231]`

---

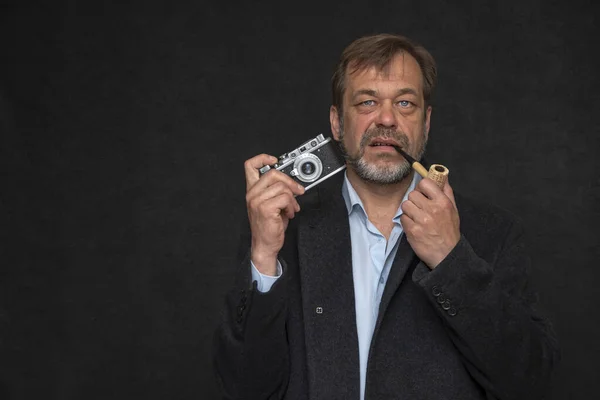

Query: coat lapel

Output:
[297, 183, 360, 399]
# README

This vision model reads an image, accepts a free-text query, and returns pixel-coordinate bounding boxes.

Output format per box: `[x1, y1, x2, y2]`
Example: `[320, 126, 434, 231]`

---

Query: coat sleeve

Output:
[213, 247, 291, 400]
[412, 216, 560, 399]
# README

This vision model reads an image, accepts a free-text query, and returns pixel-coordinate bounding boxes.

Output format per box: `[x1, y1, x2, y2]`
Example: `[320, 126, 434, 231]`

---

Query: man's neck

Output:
[346, 167, 413, 222]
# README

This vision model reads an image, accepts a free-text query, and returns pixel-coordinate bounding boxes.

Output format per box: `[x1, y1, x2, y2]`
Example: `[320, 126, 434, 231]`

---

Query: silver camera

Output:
[259, 134, 346, 190]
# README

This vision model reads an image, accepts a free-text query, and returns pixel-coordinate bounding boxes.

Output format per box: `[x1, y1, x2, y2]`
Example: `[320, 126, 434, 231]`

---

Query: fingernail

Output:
[298, 184, 305, 192]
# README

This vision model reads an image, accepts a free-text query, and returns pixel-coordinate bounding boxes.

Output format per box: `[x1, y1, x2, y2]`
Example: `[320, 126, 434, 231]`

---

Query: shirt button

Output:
[379, 276, 384, 284]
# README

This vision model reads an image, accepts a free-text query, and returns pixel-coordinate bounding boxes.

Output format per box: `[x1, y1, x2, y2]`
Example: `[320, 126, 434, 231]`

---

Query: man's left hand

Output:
[400, 178, 461, 269]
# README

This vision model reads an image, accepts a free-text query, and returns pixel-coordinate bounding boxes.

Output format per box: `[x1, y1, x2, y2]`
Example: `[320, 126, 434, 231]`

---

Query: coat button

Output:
[432, 286, 442, 297]
[437, 294, 446, 304]
[448, 307, 457, 316]
[442, 300, 451, 310]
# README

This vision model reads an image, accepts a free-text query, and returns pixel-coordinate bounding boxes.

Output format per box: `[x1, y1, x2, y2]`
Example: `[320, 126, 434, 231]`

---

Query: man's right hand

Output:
[245, 154, 305, 276]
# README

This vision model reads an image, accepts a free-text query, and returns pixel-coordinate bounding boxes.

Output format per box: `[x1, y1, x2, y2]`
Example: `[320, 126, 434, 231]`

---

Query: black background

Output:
[1, 1, 599, 399]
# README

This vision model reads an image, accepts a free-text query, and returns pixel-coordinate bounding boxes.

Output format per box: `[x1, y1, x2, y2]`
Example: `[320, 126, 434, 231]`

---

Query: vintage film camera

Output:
[259, 134, 347, 190]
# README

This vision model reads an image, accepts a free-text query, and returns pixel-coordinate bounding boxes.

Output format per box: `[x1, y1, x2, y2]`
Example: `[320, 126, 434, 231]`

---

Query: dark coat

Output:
[214, 174, 559, 400]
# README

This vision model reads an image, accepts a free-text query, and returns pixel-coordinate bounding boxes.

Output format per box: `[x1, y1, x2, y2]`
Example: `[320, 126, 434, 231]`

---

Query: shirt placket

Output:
[366, 222, 386, 319]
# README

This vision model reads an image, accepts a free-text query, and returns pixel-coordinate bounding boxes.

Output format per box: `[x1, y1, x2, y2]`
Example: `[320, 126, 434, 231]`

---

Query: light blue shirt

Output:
[251, 171, 420, 400]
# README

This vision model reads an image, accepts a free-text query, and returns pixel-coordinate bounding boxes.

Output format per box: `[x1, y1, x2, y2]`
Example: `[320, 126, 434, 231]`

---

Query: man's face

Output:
[330, 52, 431, 184]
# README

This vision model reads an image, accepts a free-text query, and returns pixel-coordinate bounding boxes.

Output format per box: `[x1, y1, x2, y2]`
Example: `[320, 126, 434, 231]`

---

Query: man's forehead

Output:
[346, 53, 423, 91]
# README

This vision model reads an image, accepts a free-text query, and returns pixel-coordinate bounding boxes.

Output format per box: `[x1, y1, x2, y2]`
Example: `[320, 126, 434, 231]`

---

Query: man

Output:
[214, 33, 559, 400]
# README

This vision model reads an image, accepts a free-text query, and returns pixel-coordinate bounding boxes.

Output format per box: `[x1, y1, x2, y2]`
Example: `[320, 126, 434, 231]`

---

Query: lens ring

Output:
[293, 153, 323, 183]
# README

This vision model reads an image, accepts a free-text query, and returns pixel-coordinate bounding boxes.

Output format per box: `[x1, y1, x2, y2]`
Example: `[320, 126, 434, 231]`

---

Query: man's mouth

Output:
[368, 138, 400, 149]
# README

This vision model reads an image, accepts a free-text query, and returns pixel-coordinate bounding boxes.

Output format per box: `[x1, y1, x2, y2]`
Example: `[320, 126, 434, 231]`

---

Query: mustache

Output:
[359, 127, 410, 150]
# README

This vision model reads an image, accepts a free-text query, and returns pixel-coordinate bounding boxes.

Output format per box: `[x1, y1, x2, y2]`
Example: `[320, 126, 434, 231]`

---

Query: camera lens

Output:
[292, 153, 323, 183]
[301, 162, 316, 175]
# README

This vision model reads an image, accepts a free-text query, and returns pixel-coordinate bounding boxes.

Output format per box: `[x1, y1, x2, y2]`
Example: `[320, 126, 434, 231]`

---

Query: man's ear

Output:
[330, 106, 341, 141]
[424, 105, 432, 141]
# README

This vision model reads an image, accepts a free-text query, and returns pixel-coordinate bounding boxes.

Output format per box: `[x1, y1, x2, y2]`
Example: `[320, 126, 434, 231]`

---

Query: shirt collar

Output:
[342, 171, 421, 219]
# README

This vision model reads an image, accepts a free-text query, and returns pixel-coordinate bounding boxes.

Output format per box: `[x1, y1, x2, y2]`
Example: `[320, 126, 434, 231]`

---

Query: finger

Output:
[252, 181, 300, 212]
[401, 200, 427, 224]
[407, 190, 428, 209]
[250, 168, 305, 197]
[261, 192, 298, 219]
[400, 213, 416, 231]
[244, 154, 278, 189]
[418, 178, 444, 200]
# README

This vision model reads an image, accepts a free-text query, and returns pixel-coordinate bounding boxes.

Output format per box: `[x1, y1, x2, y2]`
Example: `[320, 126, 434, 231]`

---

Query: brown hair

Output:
[331, 33, 437, 113]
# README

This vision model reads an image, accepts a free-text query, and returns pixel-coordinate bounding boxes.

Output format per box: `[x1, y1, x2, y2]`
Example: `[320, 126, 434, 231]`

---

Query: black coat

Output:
[214, 174, 559, 400]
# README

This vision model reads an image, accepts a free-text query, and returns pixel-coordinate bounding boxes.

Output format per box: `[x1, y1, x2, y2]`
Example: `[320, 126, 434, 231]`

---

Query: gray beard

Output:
[338, 124, 427, 185]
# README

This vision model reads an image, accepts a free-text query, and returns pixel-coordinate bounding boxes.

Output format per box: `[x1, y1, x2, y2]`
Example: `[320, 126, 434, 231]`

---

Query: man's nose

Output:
[375, 101, 397, 128]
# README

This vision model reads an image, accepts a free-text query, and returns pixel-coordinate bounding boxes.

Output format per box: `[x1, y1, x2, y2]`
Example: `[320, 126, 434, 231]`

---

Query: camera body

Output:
[259, 134, 346, 190]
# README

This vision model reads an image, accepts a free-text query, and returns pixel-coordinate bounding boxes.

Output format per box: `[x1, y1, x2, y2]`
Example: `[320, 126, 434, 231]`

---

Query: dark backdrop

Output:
[1, 1, 598, 399]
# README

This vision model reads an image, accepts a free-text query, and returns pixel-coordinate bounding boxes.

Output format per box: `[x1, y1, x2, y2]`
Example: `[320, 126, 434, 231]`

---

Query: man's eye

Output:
[360, 100, 375, 106]
[398, 100, 412, 107]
